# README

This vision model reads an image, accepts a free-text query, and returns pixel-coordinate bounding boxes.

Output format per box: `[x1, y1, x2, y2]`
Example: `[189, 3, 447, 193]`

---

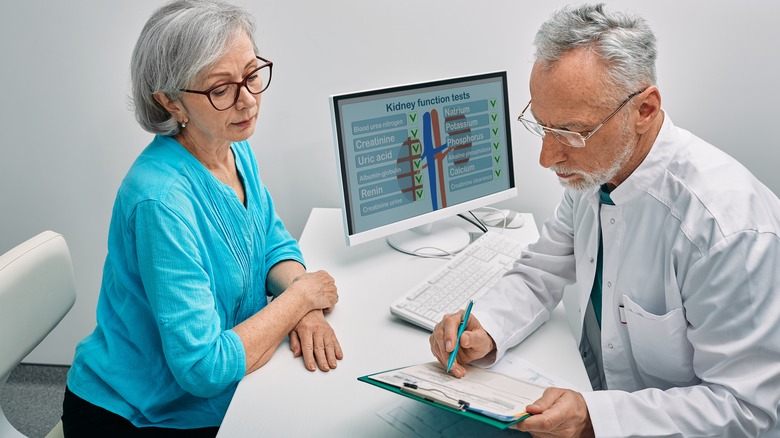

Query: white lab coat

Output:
[473, 115, 780, 437]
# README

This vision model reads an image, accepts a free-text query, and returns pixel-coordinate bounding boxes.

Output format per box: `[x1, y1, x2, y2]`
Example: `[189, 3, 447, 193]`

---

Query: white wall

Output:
[2, 1, 778, 365]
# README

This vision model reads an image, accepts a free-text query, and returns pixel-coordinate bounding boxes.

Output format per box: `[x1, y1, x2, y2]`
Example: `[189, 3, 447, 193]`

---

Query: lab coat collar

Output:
[569, 113, 678, 211]
[609, 112, 677, 205]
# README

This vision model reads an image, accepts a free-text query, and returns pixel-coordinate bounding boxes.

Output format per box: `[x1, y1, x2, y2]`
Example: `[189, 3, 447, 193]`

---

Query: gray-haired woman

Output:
[62, 1, 342, 435]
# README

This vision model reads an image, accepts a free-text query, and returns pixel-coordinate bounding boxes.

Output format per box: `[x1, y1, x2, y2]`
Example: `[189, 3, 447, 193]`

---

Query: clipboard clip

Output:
[402, 382, 470, 410]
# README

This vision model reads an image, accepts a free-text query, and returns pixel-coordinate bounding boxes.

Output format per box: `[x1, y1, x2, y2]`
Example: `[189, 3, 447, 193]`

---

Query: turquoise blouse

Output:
[67, 135, 304, 428]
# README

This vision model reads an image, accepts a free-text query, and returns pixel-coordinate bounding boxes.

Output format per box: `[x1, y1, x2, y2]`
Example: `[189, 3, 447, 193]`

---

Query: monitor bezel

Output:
[329, 71, 516, 246]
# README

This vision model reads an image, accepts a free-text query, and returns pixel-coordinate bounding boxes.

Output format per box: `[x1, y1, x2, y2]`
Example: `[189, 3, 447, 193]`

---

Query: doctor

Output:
[430, 3, 780, 437]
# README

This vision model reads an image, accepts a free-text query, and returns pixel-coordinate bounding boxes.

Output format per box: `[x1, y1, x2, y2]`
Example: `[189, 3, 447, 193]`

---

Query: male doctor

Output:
[430, 3, 780, 437]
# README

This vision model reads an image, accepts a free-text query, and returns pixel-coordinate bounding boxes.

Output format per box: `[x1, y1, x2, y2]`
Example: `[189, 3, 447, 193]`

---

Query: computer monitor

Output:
[330, 71, 516, 255]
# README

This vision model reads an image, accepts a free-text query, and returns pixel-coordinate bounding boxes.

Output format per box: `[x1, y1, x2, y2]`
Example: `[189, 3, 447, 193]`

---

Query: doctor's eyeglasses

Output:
[517, 89, 644, 148]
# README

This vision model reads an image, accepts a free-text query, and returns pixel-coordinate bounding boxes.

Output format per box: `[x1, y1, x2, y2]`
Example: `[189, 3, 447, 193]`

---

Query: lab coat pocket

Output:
[622, 295, 695, 384]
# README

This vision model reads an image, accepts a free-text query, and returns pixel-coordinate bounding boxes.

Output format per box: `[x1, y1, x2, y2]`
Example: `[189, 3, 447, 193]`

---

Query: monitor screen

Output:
[330, 71, 516, 253]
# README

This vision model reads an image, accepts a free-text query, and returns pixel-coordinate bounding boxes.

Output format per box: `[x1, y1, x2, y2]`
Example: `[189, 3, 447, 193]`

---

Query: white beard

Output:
[552, 121, 635, 191]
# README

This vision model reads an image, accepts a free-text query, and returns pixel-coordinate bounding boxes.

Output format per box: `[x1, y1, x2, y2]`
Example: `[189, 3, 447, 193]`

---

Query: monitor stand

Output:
[386, 222, 472, 257]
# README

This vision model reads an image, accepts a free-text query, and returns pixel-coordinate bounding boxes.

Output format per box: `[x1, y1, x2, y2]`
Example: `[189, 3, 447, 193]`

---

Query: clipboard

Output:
[358, 362, 546, 430]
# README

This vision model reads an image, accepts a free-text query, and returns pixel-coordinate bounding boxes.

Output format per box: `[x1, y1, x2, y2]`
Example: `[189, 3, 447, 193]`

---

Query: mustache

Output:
[550, 165, 584, 176]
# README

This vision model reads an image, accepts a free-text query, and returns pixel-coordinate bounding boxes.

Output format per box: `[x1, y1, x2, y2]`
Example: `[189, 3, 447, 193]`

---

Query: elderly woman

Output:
[62, 0, 342, 435]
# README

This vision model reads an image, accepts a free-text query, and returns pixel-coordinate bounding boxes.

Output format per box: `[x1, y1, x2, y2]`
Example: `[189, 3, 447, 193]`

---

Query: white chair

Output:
[0, 231, 76, 438]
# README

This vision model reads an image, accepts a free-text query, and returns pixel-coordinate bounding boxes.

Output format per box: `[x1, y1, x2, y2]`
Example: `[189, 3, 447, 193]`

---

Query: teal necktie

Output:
[590, 186, 614, 327]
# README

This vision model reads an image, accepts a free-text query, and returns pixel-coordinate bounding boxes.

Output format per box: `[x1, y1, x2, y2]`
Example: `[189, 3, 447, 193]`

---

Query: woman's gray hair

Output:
[131, 0, 258, 135]
[533, 3, 657, 105]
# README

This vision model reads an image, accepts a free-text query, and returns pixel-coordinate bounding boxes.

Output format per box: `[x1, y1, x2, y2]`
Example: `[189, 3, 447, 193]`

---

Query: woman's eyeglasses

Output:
[181, 55, 273, 111]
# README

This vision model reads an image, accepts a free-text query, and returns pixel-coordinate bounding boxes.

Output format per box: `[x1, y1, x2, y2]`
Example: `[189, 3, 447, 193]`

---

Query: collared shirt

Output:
[67, 135, 304, 428]
[473, 115, 780, 437]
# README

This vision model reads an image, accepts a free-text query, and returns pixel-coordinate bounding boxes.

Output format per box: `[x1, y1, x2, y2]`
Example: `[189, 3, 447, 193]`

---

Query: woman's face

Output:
[174, 33, 261, 148]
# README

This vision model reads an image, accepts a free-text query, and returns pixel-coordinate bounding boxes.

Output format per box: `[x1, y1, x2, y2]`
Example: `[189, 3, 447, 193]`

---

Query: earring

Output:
[180, 120, 187, 128]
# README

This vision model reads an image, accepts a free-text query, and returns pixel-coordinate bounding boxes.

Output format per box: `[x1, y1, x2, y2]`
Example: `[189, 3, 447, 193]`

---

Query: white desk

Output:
[217, 208, 589, 437]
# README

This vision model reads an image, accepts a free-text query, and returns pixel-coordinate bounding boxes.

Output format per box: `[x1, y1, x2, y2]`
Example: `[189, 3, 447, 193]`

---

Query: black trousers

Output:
[62, 387, 219, 438]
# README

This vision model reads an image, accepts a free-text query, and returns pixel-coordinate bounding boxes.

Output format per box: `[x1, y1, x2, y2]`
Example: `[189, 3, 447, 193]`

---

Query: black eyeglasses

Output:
[517, 89, 645, 148]
[181, 55, 273, 111]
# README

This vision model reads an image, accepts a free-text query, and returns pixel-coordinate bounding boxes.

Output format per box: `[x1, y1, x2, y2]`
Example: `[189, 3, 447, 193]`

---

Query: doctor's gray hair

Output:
[533, 3, 657, 105]
[130, 0, 258, 135]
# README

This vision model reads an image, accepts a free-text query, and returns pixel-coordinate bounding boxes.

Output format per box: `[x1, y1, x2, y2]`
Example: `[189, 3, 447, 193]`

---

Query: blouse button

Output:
[610, 218, 616, 224]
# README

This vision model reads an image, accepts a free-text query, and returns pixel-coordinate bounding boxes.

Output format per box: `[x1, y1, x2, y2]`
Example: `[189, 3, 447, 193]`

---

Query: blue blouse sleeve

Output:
[258, 182, 305, 278]
[134, 200, 246, 398]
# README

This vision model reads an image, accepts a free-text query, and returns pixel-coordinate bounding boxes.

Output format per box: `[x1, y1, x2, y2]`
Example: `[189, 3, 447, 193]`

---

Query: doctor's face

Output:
[529, 49, 638, 191]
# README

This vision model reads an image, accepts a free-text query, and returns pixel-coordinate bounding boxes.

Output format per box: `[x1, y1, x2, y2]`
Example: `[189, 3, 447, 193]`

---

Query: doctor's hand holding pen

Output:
[430, 306, 595, 437]
[429, 305, 496, 378]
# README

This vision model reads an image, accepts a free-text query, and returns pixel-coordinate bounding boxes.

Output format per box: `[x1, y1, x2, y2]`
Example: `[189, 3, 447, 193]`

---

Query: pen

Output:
[447, 300, 474, 372]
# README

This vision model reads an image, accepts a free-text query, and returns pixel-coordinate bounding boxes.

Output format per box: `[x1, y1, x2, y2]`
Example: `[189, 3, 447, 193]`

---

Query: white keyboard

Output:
[389, 231, 526, 331]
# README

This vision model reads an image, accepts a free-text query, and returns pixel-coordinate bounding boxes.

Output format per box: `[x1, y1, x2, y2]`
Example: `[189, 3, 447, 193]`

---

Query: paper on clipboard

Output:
[365, 362, 546, 423]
